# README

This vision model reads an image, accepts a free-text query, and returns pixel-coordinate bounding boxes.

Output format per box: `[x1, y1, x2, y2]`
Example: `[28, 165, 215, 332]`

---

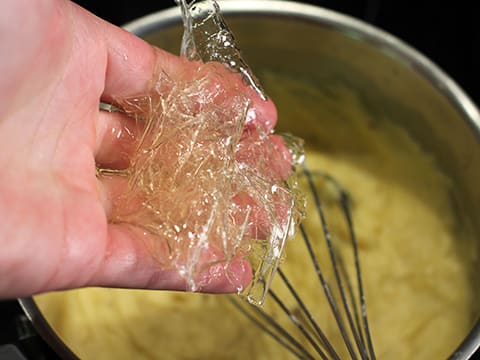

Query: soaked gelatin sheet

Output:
[101, 0, 303, 304]
[176, 0, 266, 99]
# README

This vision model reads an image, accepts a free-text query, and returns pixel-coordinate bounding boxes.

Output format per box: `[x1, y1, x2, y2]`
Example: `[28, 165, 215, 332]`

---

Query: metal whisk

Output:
[230, 165, 376, 360]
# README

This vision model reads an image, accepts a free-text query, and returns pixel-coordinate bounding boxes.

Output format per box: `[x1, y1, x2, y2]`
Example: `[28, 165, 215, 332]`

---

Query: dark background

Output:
[1, 1, 479, 359]
[71, 0, 480, 105]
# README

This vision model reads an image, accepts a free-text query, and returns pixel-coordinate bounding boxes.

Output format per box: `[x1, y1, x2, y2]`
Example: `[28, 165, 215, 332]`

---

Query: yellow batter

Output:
[36, 72, 475, 359]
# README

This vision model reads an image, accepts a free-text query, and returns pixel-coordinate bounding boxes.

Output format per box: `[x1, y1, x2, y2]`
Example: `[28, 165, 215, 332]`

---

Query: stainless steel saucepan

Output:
[20, 1, 480, 358]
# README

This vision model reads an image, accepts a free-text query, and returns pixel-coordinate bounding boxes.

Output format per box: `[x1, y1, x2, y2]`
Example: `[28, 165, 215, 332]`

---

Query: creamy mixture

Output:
[36, 73, 474, 359]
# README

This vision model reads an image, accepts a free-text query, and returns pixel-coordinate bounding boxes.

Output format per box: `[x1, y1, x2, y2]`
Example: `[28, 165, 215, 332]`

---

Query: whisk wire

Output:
[229, 296, 316, 360]
[338, 190, 376, 360]
[269, 289, 330, 360]
[276, 268, 341, 360]
[231, 166, 376, 360]
[299, 223, 358, 360]
[304, 167, 369, 360]
[337, 251, 367, 350]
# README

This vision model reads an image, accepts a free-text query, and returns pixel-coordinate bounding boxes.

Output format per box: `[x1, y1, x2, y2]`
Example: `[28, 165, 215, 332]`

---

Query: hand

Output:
[0, 0, 280, 298]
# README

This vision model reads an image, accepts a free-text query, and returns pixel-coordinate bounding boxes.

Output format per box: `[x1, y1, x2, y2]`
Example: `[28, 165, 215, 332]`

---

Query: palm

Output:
[0, 1, 118, 297]
[0, 0, 183, 297]
[0, 0, 279, 298]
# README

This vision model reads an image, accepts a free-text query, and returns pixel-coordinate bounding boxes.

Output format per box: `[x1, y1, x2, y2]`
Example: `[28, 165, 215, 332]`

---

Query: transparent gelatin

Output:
[97, 0, 304, 305]
[176, 0, 266, 99]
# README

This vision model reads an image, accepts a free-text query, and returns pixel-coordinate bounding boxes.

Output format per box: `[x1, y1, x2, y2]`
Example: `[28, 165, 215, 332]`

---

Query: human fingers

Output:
[267, 134, 294, 179]
[95, 175, 252, 293]
[70, 0, 277, 131]
[232, 133, 294, 239]
[87, 223, 251, 293]
[236, 132, 293, 182]
[174, 61, 278, 132]
[95, 109, 140, 170]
